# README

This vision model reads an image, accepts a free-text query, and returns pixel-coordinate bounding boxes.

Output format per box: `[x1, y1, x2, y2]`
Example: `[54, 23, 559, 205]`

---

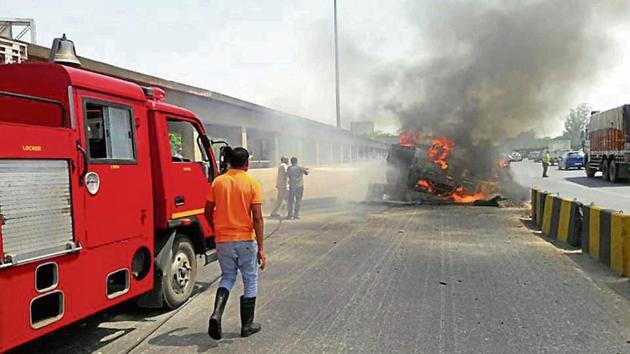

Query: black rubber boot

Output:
[208, 287, 230, 340]
[240, 296, 261, 337]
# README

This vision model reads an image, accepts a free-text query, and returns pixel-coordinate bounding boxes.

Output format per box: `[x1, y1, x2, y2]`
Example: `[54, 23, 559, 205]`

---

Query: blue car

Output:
[558, 151, 584, 170]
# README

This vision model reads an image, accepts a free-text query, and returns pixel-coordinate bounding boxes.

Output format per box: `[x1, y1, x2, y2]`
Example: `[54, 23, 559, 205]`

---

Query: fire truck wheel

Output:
[162, 236, 198, 309]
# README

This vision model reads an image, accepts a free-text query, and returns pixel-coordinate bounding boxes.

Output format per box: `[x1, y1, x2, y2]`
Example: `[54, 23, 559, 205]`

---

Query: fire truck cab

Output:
[0, 62, 221, 352]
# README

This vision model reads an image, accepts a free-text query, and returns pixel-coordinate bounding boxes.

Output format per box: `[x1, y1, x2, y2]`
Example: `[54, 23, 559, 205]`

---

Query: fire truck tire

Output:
[162, 236, 198, 309]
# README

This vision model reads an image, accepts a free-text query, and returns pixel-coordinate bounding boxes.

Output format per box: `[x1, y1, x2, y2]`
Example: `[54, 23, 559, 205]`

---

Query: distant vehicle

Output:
[548, 140, 571, 165]
[558, 151, 584, 170]
[584, 105, 630, 183]
[508, 151, 522, 162]
[529, 150, 542, 162]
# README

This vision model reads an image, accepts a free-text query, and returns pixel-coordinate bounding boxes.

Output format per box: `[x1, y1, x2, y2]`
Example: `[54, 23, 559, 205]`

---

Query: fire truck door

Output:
[164, 118, 213, 222]
[80, 97, 152, 248]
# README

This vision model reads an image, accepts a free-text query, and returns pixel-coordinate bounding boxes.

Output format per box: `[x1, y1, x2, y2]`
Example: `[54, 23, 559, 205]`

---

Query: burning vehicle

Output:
[368, 132, 506, 204]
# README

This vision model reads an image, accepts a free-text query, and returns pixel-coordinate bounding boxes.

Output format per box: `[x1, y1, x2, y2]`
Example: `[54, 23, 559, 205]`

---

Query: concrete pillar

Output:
[340, 144, 344, 162]
[298, 139, 303, 161]
[273, 134, 279, 165]
[330, 143, 334, 164]
[240, 126, 248, 149]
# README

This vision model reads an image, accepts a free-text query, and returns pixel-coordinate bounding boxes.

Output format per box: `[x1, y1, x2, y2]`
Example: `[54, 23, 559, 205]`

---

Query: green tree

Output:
[563, 103, 591, 149]
[169, 132, 183, 156]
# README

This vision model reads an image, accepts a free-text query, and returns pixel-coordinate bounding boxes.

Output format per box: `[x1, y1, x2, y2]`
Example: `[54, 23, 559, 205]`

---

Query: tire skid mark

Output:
[330, 208, 417, 352]
[280, 208, 406, 353]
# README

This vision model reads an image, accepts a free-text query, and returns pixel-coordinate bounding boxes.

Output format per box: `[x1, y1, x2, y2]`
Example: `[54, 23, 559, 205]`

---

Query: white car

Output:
[508, 151, 522, 162]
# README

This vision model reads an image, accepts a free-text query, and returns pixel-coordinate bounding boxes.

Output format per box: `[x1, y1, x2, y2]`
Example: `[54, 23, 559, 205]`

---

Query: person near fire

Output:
[542, 149, 550, 178]
[270, 156, 289, 217]
[205, 147, 267, 340]
[287, 156, 309, 219]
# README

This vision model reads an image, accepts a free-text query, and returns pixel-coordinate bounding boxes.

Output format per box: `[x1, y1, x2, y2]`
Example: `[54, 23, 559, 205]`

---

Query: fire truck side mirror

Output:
[194, 135, 212, 180]
[210, 140, 230, 174]
[218, 146, 232, 175]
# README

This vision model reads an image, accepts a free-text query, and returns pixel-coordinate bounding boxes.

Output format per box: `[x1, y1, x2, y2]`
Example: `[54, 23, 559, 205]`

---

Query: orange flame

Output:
[428, 137, 454, 170]
[417, 179, 436, 193]
[399, 131, 421, 147]
[449, 186, 488, 204]
[417, 179, 488, 204]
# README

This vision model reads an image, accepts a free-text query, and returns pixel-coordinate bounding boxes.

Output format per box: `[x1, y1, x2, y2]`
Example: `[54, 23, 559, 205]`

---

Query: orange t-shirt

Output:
[207, 169, 263, 243]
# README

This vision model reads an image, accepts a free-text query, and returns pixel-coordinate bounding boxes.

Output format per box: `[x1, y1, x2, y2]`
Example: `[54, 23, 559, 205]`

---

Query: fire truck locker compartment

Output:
[0, 159, 75, 265]
[0, 235, 153, 352]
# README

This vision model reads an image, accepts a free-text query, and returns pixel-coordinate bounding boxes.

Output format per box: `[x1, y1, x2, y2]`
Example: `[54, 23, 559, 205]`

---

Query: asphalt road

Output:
[12, 204, 630, 353]
[510, 159, 630, 212]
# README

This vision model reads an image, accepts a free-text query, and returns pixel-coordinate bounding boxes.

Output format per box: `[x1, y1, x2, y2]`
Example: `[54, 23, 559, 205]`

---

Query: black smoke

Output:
[376, 0, 628, 146]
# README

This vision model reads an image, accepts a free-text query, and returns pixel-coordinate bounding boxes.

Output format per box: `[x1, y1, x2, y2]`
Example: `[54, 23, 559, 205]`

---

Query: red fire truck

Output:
[584, 105, 630, 183]
[0, 55, 225, 351]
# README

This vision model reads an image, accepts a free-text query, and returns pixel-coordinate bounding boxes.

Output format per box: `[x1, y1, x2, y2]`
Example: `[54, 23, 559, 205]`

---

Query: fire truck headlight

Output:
[131, 247, 151, 280]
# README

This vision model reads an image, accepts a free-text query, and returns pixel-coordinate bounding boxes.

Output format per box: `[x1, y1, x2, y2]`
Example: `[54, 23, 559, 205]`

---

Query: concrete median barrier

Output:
[530, 188, 630, 276]
[535, 190, 548, 228]
[582, 205, 627, 275]
[541, 194, 557, 236]
[540, 194, 581, 247]
[556, 198, 582, 247]
[531, 188, 539, 221]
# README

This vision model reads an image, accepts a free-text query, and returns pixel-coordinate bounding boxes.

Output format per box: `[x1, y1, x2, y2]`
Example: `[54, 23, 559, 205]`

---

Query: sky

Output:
[5, 0, 630, 137]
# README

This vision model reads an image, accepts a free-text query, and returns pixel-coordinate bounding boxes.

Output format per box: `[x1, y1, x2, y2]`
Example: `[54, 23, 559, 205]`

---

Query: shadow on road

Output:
[565, 176, 629, 188]
[8, 302, 164, 354]
[8, 280, 216, 354]
[148, 327, 220, 353]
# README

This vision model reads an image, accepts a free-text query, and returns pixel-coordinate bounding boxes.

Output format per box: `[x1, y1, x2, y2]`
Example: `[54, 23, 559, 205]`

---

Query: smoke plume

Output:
[373, 0, 628, 145]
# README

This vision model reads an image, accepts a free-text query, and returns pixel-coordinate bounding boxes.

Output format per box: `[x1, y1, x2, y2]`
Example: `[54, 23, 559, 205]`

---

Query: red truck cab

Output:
[0, 62, 220, 352]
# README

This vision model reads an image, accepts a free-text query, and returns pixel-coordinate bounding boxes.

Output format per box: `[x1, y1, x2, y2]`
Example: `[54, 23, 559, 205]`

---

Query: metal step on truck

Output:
[0, 35, 228, 352]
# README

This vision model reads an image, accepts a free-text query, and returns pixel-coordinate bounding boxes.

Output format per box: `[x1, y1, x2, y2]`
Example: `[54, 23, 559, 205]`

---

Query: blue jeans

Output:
[287, 186, 304, 217]
[216, 241, 258, 298]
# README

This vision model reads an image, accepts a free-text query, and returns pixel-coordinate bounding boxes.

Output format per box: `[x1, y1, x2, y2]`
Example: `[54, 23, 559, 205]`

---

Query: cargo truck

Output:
[583, 105, 630, 182]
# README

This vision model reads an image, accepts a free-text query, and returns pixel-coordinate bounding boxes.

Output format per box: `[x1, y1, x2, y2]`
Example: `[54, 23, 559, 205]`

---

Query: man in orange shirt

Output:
[205, 147, 267, 340]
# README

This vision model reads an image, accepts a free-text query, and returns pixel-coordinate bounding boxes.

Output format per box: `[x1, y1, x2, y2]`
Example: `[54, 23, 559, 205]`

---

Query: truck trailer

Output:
[584, 105, 630, 182]
[0, 56, 225, 351]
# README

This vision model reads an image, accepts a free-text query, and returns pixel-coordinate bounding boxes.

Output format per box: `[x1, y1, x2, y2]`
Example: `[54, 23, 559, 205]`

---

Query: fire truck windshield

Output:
[167, 119, 208, 163]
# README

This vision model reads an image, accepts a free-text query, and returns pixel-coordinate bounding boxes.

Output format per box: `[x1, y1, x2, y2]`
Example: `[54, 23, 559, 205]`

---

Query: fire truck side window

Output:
[167, 120, 208, 163]
[84, 101, 136, 161]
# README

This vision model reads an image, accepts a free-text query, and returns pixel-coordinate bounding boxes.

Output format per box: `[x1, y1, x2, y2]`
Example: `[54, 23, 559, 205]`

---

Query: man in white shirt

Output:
[270, 156, 289, 217]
